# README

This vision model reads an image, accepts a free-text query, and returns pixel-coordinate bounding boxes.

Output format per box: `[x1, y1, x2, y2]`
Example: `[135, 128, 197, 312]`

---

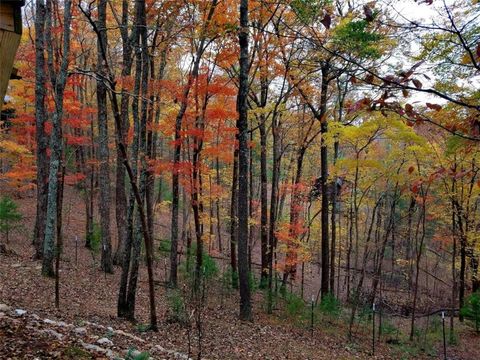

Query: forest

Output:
[0, 0, 480, 358]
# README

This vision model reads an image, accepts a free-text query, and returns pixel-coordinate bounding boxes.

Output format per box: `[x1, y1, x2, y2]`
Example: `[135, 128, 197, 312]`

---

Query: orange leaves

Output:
[64, 134, 90, 146]
[1, 159, 36, 190]
[64, 173, 86, 186]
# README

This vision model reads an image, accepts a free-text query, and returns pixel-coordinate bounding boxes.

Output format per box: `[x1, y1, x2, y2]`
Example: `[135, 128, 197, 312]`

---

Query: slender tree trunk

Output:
[319, 65, 330, 297]
[42, 0, 72, 277]
[259, 116, 269, 285]
[268, 115, 281, 312]
[215, 157, 223, 252]
[410, 195, 427, 340]
[113, 0, 134, 266]
[97, 0, 113, 274]
[283, 148, 305, 287]
[237, 0, 252, 320]
[55, 166, 65, 308]
[80, 0, 157, 330]
[169, 0, 218, 286]
[33, 0, 49, 260]
[230, 147, 239, 288]
[330, 139, 339, 293]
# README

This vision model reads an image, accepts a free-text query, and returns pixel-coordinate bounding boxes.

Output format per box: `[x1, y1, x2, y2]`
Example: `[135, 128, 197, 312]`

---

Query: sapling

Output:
[0, 196, 22, 244]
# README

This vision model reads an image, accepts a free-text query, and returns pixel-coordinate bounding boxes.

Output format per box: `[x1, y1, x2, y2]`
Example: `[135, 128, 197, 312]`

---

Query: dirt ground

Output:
[1, 186, 479, 359]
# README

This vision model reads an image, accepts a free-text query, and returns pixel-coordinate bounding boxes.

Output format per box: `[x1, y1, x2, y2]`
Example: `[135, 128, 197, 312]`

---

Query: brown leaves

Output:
[412, 78, 423, 89]
[365, 74, 375, 84]
[405, 103, 414, 114]
[320, 14, 331, 29]
[426, 102, 442, 111]
[363, 5, 375, 22]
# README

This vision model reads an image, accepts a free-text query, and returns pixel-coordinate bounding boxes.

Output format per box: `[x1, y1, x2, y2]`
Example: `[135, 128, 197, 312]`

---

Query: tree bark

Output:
[97, 0, 113, 274]
[33, 0, 48, 260]
[237, 0, 252, 321]
[42, 0, 72, 277]
[113, 0, 135, 266]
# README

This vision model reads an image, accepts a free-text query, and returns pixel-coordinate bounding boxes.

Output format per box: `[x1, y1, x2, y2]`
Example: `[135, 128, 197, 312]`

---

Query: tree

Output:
[0, 196, 22, 244]
[237, 0, 252, 321]
[41, 0, 72, 277]
[461, 291, 480, 334]
[96, 0, 113, 274]
[33, 0, 49, 260]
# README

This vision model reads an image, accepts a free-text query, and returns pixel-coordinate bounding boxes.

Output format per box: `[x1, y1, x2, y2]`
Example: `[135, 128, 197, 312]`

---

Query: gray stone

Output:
[14, 309, 27, 316]
[74, 327, 87, 336]
[97, 337, 113, 347]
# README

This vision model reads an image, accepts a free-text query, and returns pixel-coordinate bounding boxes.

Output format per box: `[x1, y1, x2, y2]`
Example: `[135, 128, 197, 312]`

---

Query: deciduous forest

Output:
[1, 0, 480, 358]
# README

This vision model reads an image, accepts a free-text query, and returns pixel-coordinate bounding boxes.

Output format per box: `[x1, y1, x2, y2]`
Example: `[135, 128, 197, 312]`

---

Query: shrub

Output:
[158, 239, 171, 253]
[0, 196, 22, 243]
[166, 288, 187, 324]
[319, 293, 341, 318]
[460, 291, 480, 333]
[284, 292, 306, 319]
[86, 221, 102, 254]
[180, 243, 219, 284]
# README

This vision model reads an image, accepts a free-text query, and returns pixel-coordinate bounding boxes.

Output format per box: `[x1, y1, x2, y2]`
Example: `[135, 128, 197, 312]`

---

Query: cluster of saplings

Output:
[156, 238, 480, 358]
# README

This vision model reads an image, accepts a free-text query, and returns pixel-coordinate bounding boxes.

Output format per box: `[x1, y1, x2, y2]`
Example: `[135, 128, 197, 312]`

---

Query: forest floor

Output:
[1, 186, 480, 359]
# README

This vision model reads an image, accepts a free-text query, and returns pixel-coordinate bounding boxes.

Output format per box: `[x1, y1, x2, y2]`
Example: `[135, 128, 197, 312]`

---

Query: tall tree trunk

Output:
[282, 148, 305, 287]
[330, 139, 339, 293]
[410, 197, 427, 340]
[113, 0, 135, 266]
[55, 166, 65, 308]
[230, 147, 239, 288]
[268, 114, 281, 312]
[33, 0, 49, 260]
[319, 65, 330, 297]
[118, 16, 141, 320]
[237, 0, 252, 320]
[80, 0, 157, 330]
[97, 0, 113, 274]
[259, 116, 269, 285]
[42, 0, 72, 277]
[126, 6, 150, 318]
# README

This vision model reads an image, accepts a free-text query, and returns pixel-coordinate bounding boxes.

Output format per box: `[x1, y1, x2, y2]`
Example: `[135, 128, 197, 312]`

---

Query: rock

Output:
[40, 329, 64, 340]
[14, 309, 27, 316]
[44, 319, 57, 325]
[11, 263, 22, 268]
[80, 341, 114, 358]
[73, 327, 87, 336]
[97, 337, 113, 347]
[115, 329, 145, 343]
[0, 303, 11, 312]
[57, 321, 71, 328]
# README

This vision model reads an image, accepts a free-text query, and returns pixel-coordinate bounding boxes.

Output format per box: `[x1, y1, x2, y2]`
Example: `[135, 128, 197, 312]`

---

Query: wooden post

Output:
[311, 295, 315, 336]
[372, 303, 376, 356]
[442, 311, 447, 360]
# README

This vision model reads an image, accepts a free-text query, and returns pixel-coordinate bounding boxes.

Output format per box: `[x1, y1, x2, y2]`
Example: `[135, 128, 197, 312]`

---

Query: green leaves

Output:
[290, 0, 332, 24]
[460, 291, 480, 333]
[333, 19, 383, 58]
[0, 196, 22, 242]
